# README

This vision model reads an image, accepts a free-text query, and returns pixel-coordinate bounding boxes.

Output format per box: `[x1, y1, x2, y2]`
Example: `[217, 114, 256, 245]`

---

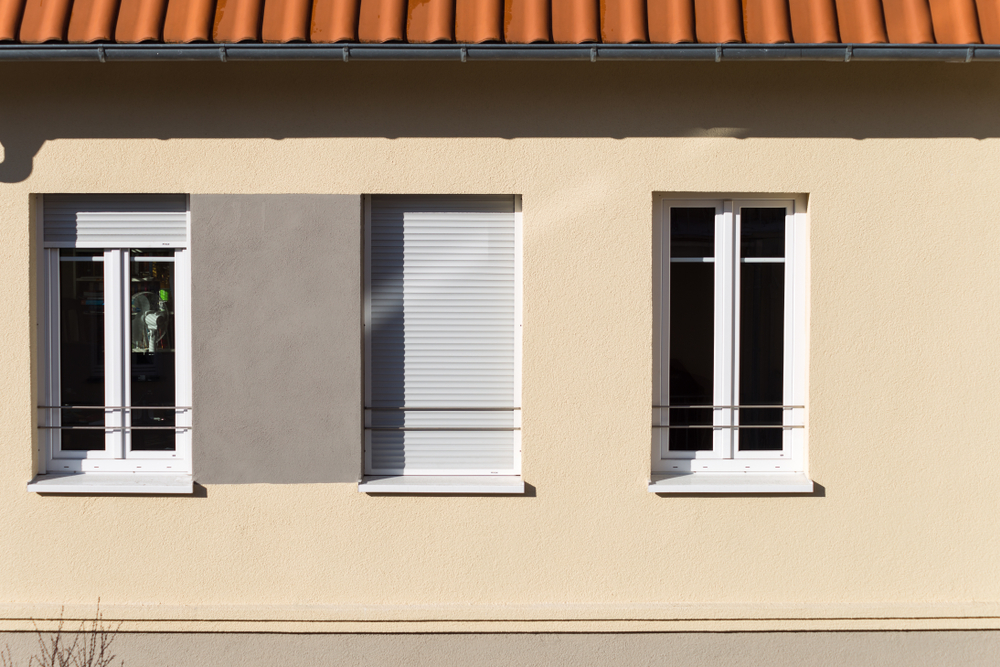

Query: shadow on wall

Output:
[0, 60, 999, 182]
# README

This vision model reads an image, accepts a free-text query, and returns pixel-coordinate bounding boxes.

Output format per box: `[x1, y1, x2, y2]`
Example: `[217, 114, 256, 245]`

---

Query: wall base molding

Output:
[0, 603, 998, 633]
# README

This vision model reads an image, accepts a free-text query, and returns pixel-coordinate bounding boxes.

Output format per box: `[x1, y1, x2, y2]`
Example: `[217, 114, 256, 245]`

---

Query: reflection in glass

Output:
[670, 208, 715, 258]
[739, 263, 784, 451]
[669, 262, 714, 451]
[130, 251, 176, 451]
[59, 250, 106, 450]
[740, 208, 785, 258]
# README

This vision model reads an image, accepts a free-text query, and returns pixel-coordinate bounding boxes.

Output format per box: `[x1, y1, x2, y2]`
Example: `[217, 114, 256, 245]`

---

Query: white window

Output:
[32, 195, 192, 493]
[361, 195, 522, 494]
[651, 197, 810, 492]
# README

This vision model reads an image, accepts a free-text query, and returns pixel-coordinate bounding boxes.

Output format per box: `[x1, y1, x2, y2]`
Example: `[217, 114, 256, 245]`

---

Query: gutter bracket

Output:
[715, 45, 722, 62]
[97, 45, 105, 63]
[844, 44, 852, 62]
[343, 46, 349, 62]
[219, 44, 227, 62]
[590, 46, 597, 62]
[966, 47, 974, 62]
[461, 46, 467, 62]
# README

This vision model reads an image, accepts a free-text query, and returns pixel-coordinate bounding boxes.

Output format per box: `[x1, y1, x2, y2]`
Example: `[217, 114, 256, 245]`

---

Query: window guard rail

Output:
[367, 427, 520, 431]
[365, 406, 520, 431]
[652, 405, 804, 428]
[38, 426, 192, 430]
[652, 405, 804, 409]
[651, 425, 803, 429]
[38, 405, 192, 410]
[366, 407, 520, 411]
[37, 405, 192, 431]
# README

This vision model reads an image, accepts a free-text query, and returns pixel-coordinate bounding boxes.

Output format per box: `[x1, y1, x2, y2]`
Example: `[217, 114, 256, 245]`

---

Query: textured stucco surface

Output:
[190, 194, 362, 484]
[0, 61, 999, 631]
[3, 631, 1000, 666]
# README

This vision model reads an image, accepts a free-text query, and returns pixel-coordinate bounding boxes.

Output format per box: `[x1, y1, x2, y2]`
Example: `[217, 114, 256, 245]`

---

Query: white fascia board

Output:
[359, 476, 524, 494]
[27, 473, 194, 495]
[649, 472, 813, 494]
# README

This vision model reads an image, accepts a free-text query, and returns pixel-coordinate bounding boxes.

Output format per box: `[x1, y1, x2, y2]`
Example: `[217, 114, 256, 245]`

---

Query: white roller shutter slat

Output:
[367, 196, 518, 476]
[43, 195, 188, 248]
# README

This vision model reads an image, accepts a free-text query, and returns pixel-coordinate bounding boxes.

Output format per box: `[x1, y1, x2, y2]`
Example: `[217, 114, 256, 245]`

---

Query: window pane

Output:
[59, 251, 105, 451]
[740, 208, 785, 258]
[130, 252, 176, 451]
[669, 262, 714, 451]
[739, 262, 784, 451]
[670, 208, 715, 258]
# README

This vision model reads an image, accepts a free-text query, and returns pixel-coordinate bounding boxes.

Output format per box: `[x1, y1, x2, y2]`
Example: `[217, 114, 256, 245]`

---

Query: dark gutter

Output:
[0, 42, 997, 62]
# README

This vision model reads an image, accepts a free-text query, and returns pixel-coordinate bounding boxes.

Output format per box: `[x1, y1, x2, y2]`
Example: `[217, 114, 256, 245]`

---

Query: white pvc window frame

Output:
[37, 197, 193, 475]
[362, 195, 523, 477]
[652, 195, 807, 474]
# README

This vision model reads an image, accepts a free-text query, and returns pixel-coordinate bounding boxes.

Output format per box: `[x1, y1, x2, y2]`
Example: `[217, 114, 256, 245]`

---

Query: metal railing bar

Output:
[651, 425, 804, 429]
[366, 427, 520, 431]
[38, 425, 191, 430]
[366, 407, 520, 411]
[652, 405, 804, 409]
[38, 406, 193, 410]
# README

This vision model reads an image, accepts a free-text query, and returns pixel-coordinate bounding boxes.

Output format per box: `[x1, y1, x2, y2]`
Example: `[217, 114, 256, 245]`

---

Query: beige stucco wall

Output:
[1, 60, 999, 632]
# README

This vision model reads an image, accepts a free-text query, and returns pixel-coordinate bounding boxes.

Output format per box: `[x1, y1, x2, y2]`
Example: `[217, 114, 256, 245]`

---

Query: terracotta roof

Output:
[2, 0, 997, 46]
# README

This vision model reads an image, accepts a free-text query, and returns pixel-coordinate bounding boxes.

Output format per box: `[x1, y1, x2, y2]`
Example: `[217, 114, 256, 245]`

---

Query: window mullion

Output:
[105, 249, 125, 459]
[715, 201, 735, 458]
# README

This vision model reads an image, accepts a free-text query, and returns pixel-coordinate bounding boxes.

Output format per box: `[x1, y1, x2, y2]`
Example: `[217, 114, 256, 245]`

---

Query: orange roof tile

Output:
[263, 0, 310, 41]
[648, 0, 696, 42]
[456, 0, 503, 41]
[20, 0, 72, 42]
[0, 0, 25, 41]
[116, 0, 169, 42]
[0, 0, 996, 44]
[66, 0, 119, 42]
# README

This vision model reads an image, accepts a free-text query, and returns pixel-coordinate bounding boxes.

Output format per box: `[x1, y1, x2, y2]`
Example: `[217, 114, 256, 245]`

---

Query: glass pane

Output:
[130, 251, 176, 451]
[740, 208, 785, 258]
[739, 263, 784, 451]
[669, 263, 714, 451]
[59, 251, 105, 451]
[670, 208, 715, 258]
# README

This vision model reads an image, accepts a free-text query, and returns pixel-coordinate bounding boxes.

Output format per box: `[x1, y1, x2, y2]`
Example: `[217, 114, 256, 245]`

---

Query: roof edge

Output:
[0, 43, 995, 63]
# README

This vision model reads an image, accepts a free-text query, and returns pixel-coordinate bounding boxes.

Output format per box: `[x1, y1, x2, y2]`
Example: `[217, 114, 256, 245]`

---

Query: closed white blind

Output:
[367, 196, 519, 476]
[43, 195, 188, 248]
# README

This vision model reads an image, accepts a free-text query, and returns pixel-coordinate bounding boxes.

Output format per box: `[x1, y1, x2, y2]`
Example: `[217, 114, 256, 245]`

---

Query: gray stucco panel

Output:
[3, 632, 999, 667]
[191, 195, 361, 484]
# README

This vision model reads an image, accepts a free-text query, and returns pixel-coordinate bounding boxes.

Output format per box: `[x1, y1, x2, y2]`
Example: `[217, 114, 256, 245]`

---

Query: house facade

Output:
[1, 0, 1000, 664]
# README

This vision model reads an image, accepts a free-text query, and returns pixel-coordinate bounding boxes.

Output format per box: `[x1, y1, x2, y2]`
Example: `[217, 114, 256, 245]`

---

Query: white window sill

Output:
[359, 475, 524, 494]
[27, 473, 194, 495]
[648, 472, 814, 494]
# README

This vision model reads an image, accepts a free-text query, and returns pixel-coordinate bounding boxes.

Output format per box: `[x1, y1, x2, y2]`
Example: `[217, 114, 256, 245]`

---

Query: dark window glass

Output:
[59, 252, 105, 451]
[739, 262, 784, 451]
[669, 263, 714, 451]
[670, 208, 715, 258]
[129, 253, 176, 451]
[740, 208, 784, 258]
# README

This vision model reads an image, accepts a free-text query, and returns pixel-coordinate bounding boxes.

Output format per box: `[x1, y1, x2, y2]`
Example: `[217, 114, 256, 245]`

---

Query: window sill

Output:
[648, 472, 814, 494]
[27, 472, 194, 495]
[359, 475, 524, 494]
